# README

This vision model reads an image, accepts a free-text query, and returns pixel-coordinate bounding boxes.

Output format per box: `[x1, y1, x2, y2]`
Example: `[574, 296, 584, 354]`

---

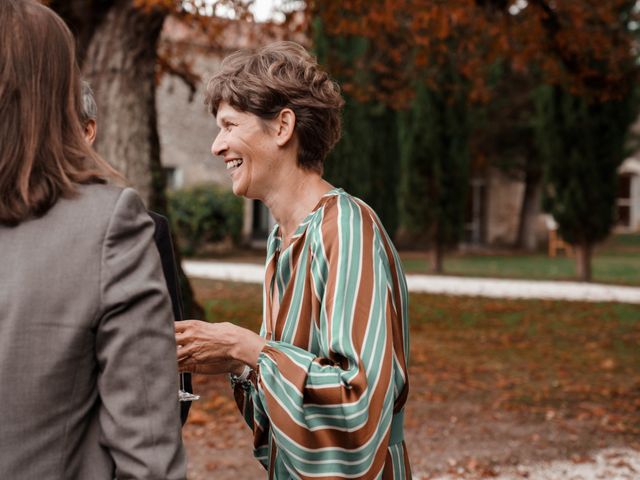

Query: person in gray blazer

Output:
[0, 1, 186, 479]
[80, 80, 194, 425]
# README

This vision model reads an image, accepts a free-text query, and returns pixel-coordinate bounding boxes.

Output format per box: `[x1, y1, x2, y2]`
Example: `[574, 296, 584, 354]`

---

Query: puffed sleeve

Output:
[96, 188, 186, 480]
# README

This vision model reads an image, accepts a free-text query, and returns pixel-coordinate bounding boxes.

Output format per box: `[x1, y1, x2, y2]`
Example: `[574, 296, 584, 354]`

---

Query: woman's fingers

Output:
[175, 321, 263, 375]
[175, 320, 207, 347]
[174, 319, 204, 337]
[176, 322, 226, 361]
[176, 343, 192, 362]
[175, 319, 199, 335]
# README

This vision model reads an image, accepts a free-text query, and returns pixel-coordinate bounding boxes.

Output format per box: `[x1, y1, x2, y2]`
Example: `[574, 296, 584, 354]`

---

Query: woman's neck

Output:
[263, 171, 333, 247]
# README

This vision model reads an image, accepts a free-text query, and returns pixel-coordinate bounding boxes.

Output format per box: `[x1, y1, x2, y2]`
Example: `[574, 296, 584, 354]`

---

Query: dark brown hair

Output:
[205, 41, 344, 174]
[0, 0, 119, 226]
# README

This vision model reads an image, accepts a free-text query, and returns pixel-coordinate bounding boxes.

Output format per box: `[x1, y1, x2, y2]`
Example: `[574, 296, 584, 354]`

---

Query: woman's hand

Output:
[175, 320, 266, 376]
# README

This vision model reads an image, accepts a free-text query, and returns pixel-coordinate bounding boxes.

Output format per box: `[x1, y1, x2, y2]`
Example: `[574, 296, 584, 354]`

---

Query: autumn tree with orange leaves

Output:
[311, 0, 639, 279]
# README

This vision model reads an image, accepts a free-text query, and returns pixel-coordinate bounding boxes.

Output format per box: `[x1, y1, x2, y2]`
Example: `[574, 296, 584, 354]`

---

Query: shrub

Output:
[168, 185, 243, 256]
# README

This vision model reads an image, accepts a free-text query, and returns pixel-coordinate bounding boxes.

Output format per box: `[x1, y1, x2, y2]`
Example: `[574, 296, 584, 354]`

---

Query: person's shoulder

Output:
[47, 182, 116, 218]
[60, 184, 149, 233]
[74, 182, 125, 209]
[75, 184, 145, 214]
[147, 210, 167, 224]
[76, 182, 123, 197]
[321, 189, 379, 226]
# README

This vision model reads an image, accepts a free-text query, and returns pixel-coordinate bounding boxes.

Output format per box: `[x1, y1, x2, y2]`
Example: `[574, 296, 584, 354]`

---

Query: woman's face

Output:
[211, 102, 278, 200]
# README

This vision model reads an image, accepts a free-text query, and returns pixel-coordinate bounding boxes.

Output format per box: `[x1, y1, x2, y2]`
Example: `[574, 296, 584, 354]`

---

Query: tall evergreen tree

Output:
[312, 19, 401, 235]
[398, 81, 470, 272]
[535, 85, 636, 281]
[312, 8, 472, 270]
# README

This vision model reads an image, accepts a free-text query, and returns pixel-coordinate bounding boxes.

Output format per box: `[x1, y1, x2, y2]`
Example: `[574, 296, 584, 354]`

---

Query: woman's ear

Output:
[275, 108, 295, 147]
[84, 119, 97, 146]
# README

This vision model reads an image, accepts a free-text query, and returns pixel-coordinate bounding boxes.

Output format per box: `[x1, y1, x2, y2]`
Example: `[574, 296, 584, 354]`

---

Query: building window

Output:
[164, 166, 183, 190]
[617, 174, 632, 228]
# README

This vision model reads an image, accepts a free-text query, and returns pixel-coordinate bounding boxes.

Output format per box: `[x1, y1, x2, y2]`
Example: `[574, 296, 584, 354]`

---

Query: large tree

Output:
[523, 0, 639, 280]
[535, 86, 636, 281]
[49, 0, 252, 208]
[470, 59, 543, 250]
[48, 0, 251, 315]
[398, 81, 470, 272]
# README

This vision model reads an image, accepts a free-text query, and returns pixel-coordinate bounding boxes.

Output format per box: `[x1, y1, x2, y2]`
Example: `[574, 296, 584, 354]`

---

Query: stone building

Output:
[462, 169, 547, 250]
[617, 157, 640, 232]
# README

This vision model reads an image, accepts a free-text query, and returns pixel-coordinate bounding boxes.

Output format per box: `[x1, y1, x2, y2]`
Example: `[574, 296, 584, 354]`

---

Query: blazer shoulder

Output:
[48, 184, 150, 245]
[76, 182, 125, 202]
[73, 184, 147, 222]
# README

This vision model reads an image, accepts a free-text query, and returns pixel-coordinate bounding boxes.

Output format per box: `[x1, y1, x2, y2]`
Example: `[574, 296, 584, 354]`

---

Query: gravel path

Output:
[422, 448, 640, 479]
[182, 260, 640, 304]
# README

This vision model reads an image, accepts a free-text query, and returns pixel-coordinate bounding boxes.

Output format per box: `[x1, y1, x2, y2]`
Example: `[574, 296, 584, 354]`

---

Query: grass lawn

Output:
[409, 294, 640, 424]
[401, 233, 640, 285]
[198, 233, 640, 285]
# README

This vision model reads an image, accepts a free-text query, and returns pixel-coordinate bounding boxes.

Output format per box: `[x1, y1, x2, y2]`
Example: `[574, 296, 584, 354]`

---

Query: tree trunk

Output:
[575, 241, 592, 282]
[79, 1, 202, 318]
[82, 0, 166, 206]
[48, 0, 111, 64]
[516, 165, 542, 251]
[430, 244, 444, 274]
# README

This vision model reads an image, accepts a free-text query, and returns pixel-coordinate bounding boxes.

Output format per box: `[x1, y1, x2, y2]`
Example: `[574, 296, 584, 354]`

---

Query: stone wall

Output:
[156, 54, 230, 190]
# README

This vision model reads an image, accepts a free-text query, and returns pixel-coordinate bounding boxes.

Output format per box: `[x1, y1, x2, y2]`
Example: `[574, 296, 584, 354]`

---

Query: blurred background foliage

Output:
[310, 0, 640, 279]
[168, 185, 244, 256]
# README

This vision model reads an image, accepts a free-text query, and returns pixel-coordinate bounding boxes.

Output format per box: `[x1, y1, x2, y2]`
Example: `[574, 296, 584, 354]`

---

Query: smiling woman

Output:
[176, 41, 411, 479]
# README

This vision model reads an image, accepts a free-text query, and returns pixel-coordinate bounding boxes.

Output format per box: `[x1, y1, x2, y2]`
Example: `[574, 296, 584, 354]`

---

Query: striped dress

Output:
[234, 188, 411, 479]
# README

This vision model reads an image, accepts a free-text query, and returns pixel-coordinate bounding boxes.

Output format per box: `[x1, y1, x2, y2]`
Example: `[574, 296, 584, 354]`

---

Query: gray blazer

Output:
[0, 185, 186, 479]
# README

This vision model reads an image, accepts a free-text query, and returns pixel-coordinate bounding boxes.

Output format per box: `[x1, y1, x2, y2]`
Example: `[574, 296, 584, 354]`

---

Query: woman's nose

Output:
[211, 131, 227, 157]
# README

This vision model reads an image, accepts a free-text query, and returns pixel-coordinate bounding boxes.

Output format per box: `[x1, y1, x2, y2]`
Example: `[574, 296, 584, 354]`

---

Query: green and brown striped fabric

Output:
[234, 188, 411, 479]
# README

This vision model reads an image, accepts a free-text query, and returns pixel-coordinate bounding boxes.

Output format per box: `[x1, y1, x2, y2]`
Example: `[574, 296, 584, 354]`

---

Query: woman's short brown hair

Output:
[205, 41, 344, 174]
[0, 0, 119, 226]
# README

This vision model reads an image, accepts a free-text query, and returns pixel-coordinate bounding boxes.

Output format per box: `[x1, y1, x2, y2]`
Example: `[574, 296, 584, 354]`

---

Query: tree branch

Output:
[156, 53, 200, 102]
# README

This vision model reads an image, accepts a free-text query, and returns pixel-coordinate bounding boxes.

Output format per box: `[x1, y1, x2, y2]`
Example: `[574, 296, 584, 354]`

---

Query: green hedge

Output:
[168, 185, 243, 256]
